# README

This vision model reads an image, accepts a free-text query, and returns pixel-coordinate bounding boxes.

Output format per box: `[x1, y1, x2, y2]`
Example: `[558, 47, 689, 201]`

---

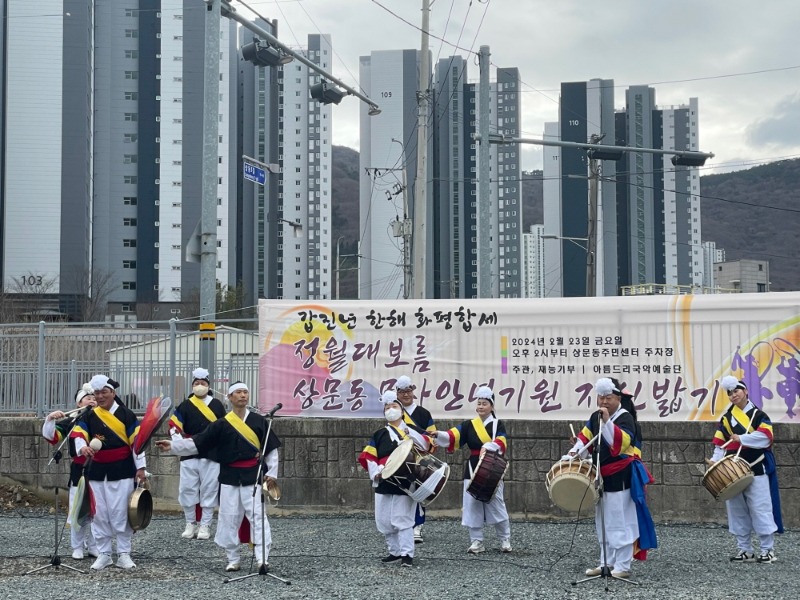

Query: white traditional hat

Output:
[595, 378, 620, 396]
[192, 368, 210, 382]
[381, 390, 399, 405]
[721, 375, 747, 392]
[395, 376, 414, 391]
[228, 382, 249, 395]
[475, 386, 494, 404]
[90, 374, 116, 392]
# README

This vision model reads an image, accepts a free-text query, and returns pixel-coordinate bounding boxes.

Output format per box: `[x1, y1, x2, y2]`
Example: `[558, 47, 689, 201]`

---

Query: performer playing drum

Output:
[564, 378, 656, 580]
[358, 390, 433, 568]
[395, 375, 436, 543]
[432, 386, 512, 555]
[707, 376, 782, 563]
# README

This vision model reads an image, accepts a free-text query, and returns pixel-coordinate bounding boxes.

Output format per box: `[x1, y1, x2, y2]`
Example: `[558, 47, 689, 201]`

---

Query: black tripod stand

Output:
[225, 404, 290, 586]
[25, 441, 85, 575]
[572, 432, 638, 591]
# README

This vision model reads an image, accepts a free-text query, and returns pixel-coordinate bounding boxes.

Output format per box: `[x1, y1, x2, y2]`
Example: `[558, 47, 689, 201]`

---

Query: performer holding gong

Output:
[157, 382, 281, 572]
[70, 375, 146, 570]
[432, 386, 512, 555]
[708, 376, 782, 563]
[358, 390, 433, 568]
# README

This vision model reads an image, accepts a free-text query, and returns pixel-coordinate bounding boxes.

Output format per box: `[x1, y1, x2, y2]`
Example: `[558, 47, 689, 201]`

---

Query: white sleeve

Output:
[134, 452, 146, 470]
[711, 447, 725, 462]
[600, 419, 616, 446]
[74, 437, 87, 454]
[567, 438, 589, 459]
[433, 431, 450, 447]
[170, 437, 200, 456]
[367, 461, 384, 487]
[738, 431, 771, 449]
[42, 419, 57, 442]
[265, 449, 279, 478]
[407, 429, 430, 452]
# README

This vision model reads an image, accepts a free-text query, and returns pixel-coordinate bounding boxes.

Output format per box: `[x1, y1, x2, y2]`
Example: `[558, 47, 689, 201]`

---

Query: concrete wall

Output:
[2, 417, 798, 525]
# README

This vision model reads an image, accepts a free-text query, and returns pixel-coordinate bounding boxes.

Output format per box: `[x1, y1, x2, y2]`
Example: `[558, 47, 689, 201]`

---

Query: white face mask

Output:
[192, 384, 209, 398]
[384, 407, 402, 422]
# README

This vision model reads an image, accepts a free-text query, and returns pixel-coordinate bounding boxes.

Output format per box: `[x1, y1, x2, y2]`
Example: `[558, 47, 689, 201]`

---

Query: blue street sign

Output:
[243, 162, 266, 185]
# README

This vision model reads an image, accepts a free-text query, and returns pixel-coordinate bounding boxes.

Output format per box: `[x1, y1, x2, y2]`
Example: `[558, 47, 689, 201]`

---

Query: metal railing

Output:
[0, 318, 260, 416]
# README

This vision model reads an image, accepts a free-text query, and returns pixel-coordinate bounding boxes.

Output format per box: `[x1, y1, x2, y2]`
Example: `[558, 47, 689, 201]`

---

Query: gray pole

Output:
[477, 45, 491, 298]
[199, 0, 221, 376]
[586, 157, 599, 297]
[336, 236, 343, 300]
[412, 0, 430, 299]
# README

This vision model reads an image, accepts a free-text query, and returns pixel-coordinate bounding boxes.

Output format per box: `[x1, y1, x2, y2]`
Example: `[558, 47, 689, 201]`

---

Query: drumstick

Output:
[569, 424, 576, 439]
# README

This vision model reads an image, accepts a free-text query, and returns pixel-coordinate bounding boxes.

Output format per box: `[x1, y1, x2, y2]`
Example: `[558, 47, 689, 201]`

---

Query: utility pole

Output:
[199, 0, 221, 377]
[336, 236, 344, 300]
[412, 0, 430, 299]
[477, 45, 491, 298]
[585, 134, 603, 297]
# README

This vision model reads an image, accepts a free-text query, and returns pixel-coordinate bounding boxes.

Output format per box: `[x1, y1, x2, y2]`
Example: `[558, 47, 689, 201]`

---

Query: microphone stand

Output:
[225, 404, 290, 586]
[572, 416, 638, 591]
[26, 416, 86, 575]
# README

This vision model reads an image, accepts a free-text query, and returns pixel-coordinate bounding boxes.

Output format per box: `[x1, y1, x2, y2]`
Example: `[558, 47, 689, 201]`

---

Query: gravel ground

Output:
[0, 507, 792, 600]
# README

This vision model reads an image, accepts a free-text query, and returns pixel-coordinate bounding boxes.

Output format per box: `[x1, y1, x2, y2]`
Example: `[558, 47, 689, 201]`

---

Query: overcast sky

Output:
[244, 0, 800, 174]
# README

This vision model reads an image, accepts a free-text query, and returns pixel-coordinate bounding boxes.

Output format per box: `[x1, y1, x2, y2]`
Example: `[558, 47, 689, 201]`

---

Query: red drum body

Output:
[467, 449, 508, 503]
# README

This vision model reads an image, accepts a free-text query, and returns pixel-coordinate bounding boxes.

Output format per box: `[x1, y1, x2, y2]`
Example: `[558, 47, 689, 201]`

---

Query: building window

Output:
[123, 133, 137, 143]
[124, 91, 138, 101]
[123, 196, 137, 205]
[123, 218, 137, 226]
[124, 112, 138, 122]
[123, 239, 137, 247]
[122, 281, 136, 290]
[123, 260, 137, 269]
[124, 29, 138, 38]
[123, 175, 137, 184]
[124, 71, 138, 80]
[123, 154, 138, 164]
[124, 49, 138, 59]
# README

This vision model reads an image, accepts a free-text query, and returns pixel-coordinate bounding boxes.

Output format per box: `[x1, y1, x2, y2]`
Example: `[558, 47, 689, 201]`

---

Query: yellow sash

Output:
[731, 405, 755, 433]
[471, 417, 492, 444]
[189, 396, 218, 424]
[224, 411, 260, 451]
[95, 407, 130, 445]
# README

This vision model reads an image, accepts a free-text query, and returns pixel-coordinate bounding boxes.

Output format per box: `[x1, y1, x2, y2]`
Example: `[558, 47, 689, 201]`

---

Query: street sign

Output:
[243, 162, 266, 185]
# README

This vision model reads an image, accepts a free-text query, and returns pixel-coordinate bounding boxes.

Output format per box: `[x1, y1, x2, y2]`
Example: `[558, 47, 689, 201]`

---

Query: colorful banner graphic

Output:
[258, 293, 800, 422]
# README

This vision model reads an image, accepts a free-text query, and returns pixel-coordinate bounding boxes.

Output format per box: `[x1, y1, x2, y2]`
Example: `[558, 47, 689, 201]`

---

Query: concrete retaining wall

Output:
[2, 417, 797, 525]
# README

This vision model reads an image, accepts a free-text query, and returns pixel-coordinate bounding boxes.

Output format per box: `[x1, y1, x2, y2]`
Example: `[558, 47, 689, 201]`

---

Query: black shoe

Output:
[400, 556, 413, 568]
[381, 554, 401, 563]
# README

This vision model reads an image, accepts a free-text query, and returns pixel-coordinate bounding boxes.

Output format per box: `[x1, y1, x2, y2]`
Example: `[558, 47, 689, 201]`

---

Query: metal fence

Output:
[0, 318, 260, 416]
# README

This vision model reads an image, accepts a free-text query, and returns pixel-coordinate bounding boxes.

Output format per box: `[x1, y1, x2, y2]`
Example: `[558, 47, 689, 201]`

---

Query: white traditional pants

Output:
[595, 489, 638, 572]
[374, 493, 415, 558]
[462, 480, 511, 542]
[89, 478, 134, 555]
[68, 484, 97, 553]
[215, 484, 271, 564]
[178, 457, 220, 526]
[726, 474, 777, 553]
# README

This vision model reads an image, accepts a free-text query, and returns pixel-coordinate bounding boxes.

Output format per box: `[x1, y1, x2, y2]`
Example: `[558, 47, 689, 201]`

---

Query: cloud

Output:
[746, 93, 800, 149]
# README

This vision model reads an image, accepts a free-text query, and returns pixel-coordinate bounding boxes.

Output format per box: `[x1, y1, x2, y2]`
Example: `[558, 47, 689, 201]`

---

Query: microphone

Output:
[267, 403, 283, 418]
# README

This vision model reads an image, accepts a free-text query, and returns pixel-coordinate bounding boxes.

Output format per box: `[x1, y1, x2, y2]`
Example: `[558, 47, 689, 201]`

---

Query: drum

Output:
[545, 458, 598, 513]
[382, 438, 451, 506]
[262, 478, 281, 506]
[381, 438, 417, 492]
[467, 449, 508, 503]
[702, 455, 754, 502]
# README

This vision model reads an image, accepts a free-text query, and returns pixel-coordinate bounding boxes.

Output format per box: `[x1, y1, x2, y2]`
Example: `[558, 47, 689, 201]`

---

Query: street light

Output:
[277, 218, 303, 238]
[309, 81, 346, 105]
[541, 234, 588, 249]
[241, 38, 293, 67]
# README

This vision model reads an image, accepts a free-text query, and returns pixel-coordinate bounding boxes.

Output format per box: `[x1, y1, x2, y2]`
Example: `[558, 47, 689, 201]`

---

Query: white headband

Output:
[228, 382, 249, 395]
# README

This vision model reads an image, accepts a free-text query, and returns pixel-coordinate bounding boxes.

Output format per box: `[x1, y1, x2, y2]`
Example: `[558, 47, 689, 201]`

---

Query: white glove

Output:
[482, 441, 501, 453]
[433, 431, 450, 447]
[170, 427, 182, 441]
